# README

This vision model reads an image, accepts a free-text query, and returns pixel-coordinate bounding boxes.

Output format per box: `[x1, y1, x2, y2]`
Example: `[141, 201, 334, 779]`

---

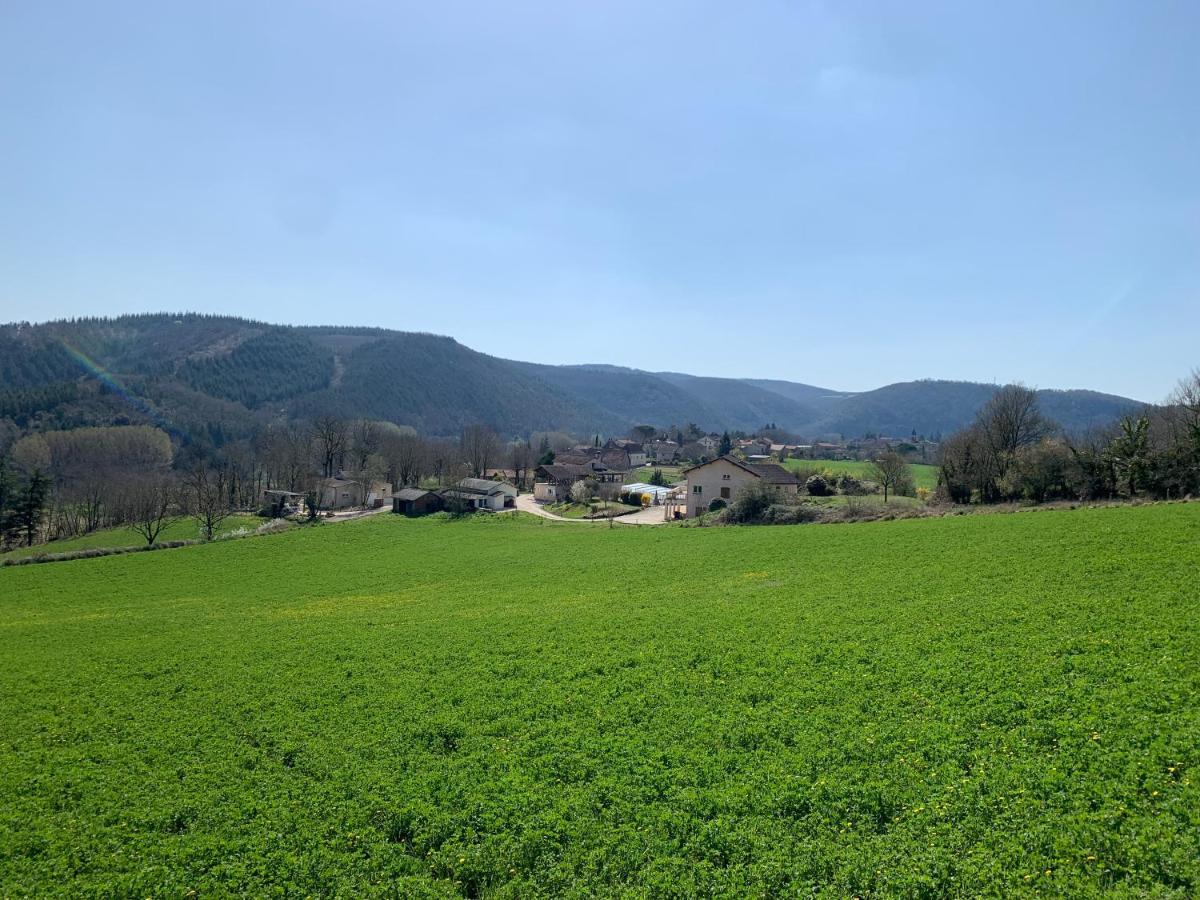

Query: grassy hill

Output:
[0, 514, 265, 560]
[2, 505, 1197, 896]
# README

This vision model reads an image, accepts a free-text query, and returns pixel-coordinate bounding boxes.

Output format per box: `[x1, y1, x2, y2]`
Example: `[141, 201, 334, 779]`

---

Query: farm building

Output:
[681, 455, 801, 518]
[443, 478, 517, 511]
[318, 477, 394, 510]
[392, 488, 443, 517]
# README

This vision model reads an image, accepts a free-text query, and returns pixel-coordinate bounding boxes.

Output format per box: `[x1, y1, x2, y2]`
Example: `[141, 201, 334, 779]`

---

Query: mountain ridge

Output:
[1, 314, 1144, 444]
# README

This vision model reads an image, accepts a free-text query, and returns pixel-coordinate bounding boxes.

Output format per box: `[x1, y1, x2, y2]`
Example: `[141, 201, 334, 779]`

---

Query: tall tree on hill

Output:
[461, 424, 498, 478]
[718, 432, 732, 456]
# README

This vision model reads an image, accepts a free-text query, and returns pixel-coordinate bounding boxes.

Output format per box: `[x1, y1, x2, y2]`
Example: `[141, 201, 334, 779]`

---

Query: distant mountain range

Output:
[0, 314, 1142, 444]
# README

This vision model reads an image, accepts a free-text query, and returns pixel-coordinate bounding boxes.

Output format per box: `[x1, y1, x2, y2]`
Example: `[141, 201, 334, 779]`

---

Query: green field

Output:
[545, 500, 640, 520]
[2, 506, 1198, 896]
[626, 465, 683, 485]
[782, 458, 940, 492]
[1, 514, 267, 560]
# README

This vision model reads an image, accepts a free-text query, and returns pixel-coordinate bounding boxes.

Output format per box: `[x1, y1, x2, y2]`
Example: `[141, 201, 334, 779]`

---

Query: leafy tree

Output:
[1108, 416, 1150, 497]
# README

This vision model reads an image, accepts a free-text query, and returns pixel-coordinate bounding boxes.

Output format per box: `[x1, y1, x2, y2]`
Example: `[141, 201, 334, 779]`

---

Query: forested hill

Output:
[1, 314, 1142, 445]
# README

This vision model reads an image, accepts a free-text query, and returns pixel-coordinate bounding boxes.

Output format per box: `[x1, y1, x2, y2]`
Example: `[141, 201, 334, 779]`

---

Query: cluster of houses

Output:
[261, 431, 937, 523]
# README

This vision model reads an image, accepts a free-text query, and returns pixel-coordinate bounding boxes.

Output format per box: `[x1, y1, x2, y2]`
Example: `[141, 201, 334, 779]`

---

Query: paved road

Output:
[514, 494, 669, 526]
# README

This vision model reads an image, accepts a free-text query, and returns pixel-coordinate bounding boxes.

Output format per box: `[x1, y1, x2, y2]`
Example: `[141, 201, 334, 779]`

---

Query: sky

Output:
[1, 1, 1197, 402]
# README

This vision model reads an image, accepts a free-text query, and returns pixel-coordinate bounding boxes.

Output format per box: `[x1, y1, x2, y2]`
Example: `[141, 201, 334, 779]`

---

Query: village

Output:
[260, 428, 941, 527]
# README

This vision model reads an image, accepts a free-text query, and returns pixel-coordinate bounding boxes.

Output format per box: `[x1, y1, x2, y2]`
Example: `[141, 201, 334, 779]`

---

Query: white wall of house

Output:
[685, 458, 758, 517]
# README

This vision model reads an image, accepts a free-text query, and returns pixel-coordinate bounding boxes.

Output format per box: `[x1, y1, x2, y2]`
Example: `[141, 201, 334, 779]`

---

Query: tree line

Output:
[938, 371, 1200, 504]
[0, 416, 567, 550]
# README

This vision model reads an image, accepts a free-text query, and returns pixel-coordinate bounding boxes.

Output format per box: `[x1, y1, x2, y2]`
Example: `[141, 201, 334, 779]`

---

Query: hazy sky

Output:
[2, 1, 1197, 401]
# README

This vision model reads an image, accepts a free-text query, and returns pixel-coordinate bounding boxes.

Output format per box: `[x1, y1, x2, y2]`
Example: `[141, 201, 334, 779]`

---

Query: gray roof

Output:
[394, 488, 436, 501]
[454, 478, 513, 495]
[682, 455, 801, 485]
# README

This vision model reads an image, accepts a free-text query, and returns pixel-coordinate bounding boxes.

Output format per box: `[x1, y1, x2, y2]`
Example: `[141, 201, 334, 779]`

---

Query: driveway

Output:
[514, 494, 670, 526]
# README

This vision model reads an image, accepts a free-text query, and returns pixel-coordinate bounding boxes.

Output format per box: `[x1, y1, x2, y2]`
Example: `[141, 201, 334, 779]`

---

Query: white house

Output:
[444, 478, 517, 511]
[681, 456, 801, 518]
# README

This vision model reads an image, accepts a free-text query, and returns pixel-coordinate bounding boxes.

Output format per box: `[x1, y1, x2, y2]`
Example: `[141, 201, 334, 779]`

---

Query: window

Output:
[692, 485, 702, 493]
[722, 473, 731, 480]
[720, 487, 730, 499]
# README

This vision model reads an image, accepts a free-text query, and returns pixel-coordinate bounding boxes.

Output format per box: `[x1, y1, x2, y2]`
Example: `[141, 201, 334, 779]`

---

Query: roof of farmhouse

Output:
[683, 455, 802, 485]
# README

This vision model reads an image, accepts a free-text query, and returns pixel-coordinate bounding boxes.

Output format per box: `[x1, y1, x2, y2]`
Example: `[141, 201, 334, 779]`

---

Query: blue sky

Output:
[1, 1, 1197, 402]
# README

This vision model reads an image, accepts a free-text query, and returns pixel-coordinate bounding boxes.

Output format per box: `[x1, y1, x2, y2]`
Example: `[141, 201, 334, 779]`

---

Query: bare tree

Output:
[978, 385, 1050, 485]
[461, 424, 499, 478]
[122, 474, 181, 545]
[509, 440, 533, 491]
[382, 432, 427, 488]
[868, 450, 910, 502]
[347, 419, 382, 474]
[185, 461, 232, 540]
[426, 439, 463, 487]
[311, 415, 348, 478]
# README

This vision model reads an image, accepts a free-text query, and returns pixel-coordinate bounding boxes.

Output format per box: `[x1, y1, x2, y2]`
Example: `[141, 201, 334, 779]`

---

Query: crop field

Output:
[0, 514, 266, 560]
[2, 505, 1198, 896]
[782, 458, 940, 491]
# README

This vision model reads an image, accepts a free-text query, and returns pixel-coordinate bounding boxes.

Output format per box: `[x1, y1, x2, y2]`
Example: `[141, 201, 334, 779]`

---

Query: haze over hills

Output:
[1, 314, 1142, 444]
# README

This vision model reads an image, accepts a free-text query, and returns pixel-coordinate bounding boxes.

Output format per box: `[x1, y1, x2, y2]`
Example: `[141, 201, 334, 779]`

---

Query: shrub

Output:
[708, 498, 727, 513]
[836, 474, 869, 495]
[728, 481, 777, 523]
[806, 474, 834, 496]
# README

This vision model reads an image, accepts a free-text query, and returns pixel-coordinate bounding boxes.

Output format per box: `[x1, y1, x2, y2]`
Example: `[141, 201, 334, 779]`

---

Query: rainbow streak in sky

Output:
[58, 339, 181, 437]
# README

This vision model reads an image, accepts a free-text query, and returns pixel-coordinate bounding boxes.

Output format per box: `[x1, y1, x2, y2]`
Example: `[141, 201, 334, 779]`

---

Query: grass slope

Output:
[2, 507, 1198, 897]
[1, 514, 265, 560]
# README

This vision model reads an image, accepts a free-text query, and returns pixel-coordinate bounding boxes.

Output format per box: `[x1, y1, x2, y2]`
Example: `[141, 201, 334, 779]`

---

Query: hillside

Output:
[0, 315, 1144, 441]
[805, 380, 1140, 439]
[2, 505, 1197, 895]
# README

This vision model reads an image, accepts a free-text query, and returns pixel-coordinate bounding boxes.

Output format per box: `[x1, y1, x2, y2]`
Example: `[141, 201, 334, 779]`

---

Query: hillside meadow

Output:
[1, 506, 1198, 897]
[0, 514, 265, 560]
[781, 458, 940, 492]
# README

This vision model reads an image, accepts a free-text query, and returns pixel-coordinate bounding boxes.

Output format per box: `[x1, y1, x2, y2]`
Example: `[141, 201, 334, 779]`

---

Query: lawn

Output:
[626, 465, 683, 485]
[545, 500, 640, 519]
[1, 505, 1198, 896]
[1, 513, 267, 559]
[782, 458, 940, 492]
